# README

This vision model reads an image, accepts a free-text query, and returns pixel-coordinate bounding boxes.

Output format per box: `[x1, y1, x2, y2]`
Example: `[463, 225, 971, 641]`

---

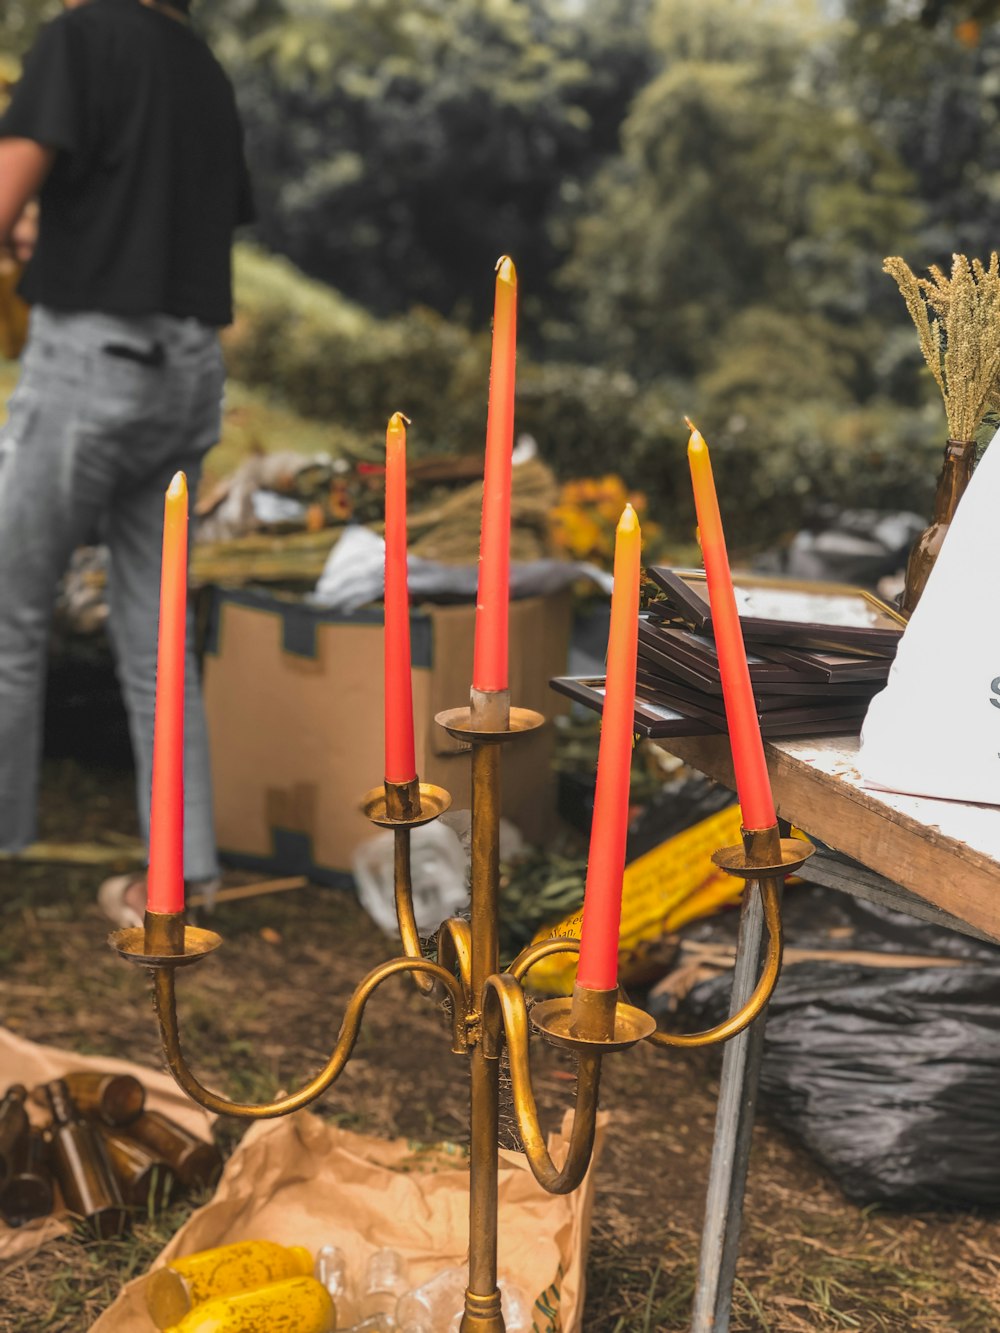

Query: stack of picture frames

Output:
[551, 568, 908, 741]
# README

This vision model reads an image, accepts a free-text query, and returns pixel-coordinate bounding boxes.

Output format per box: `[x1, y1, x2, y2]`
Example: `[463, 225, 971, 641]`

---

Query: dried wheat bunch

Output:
[883, 252, 1000, 440]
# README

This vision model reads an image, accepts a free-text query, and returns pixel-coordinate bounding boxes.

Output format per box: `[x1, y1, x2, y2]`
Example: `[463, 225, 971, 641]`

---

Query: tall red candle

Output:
[146, 472, 188, 915]
[686, 421, 776, 830]
[472, 255, 518, 693]
[576, 504, 641, 992]
[384, 411, 416, 784]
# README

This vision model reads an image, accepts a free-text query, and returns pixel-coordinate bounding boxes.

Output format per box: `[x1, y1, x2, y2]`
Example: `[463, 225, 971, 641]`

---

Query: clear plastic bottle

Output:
[315, 1243, 359, 1326]
[498, 1277, 532, 1332]
[360, 1248, 408, 1319]
[395, 1265, 466, 1329]
[343, 1318, 397, 1333]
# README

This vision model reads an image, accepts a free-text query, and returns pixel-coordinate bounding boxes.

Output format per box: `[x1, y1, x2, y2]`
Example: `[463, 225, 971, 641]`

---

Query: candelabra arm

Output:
[153, 955, 467, 1119]
[506, 936, 580, 983]
[437, 916, 473, 1002]
[646, 877, 782, 1049]
[482, 974, 600, 1196]
[393, 827, 435, 996]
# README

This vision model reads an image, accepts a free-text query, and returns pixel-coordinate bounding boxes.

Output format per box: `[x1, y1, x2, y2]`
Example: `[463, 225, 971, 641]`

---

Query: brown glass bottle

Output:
[100, 1128, 179, 1212]
[125, 1111, 221, 1190]
[62, 1070, 145, 1127]
[0, 1084, 30, 1186]
[44, 1079, 130, 1238]
[0, 1128, 54, 1225]
[902, 439, 977, 614]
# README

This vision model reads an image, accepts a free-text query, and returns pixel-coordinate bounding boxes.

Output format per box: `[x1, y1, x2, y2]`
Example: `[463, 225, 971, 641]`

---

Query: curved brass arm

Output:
[394, 828, 435, 996]
[482, 974, 601, 1195]
[153, 956, 467, 1119]
[436, 916, 473, 1001]
[646, 878, 783, 1049]
[506, 936, 580, 983]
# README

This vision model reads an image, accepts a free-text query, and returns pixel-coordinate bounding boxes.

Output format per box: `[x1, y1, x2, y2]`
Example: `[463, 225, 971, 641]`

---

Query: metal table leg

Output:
[689, 868, 778, 1333]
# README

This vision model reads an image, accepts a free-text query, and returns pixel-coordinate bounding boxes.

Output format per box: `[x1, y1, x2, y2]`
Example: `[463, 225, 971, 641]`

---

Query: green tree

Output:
[228, 0, 654, 320]
[842, 0, 1000, 271]
[564, 0, 918, 381]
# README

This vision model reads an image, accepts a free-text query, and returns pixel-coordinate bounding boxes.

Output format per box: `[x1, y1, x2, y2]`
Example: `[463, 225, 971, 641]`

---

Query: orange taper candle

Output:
[146, 471, 188, 915]
[384, 411, 416, 783]
[686, 420, 776, 830]
[576, 504, 642, 992]
[472, 255, 518, 693]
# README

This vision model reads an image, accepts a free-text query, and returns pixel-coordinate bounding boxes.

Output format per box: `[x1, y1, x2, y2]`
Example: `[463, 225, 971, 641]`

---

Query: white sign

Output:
[859, 428, 1000, 806]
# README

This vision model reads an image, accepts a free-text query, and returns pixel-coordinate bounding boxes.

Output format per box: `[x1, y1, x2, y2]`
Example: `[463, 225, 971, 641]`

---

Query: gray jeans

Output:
[0, 306, 222, 881]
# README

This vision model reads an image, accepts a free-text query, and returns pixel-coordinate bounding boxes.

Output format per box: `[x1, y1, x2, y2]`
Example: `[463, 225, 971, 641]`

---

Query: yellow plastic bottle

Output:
[163, 1276, 336, 1333]
[146, 1240, 315, 1330]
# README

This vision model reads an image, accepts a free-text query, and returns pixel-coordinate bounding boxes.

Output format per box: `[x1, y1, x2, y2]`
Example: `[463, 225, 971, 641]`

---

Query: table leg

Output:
[689, 865, 781, 1333]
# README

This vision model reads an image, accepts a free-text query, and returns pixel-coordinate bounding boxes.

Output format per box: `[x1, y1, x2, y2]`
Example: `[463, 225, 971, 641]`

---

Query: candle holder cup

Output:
[110, 702, 812, 1332]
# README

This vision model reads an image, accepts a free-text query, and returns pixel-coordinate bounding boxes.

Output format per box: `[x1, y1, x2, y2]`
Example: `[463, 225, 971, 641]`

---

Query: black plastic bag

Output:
[681, 889, 1000, 1208]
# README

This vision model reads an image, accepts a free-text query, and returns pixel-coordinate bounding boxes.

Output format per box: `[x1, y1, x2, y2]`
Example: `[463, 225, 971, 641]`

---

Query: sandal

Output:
[97, 872, 147, 928]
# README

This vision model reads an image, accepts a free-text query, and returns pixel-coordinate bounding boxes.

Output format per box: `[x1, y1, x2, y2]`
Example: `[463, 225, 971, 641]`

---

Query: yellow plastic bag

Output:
[524, 803, 745, 993]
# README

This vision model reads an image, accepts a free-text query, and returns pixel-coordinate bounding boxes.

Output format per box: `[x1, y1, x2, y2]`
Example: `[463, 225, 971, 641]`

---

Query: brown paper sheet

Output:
[0, 1026, 215, 1266]
[92, 1107, 606, 1333]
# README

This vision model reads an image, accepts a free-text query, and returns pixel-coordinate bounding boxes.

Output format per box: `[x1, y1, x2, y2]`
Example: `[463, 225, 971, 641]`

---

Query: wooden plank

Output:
[658, 734, 1000, 943]
[805, 850, 1000, 945]
[0, 840, 145, 868]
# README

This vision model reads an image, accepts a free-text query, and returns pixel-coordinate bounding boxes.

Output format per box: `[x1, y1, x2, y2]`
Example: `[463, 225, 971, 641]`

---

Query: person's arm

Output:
[0, 139, 54, 247]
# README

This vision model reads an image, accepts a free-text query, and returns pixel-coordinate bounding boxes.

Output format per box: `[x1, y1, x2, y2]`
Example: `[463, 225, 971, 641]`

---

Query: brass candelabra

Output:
[111, 691, 814, 1333]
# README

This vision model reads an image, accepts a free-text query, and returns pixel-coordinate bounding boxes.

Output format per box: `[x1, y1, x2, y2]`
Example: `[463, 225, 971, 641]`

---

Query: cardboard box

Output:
[202, 588, 572, 883]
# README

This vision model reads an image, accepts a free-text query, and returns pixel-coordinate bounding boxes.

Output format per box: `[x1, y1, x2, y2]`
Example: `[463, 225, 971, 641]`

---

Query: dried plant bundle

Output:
[884, 253, 1000, 441]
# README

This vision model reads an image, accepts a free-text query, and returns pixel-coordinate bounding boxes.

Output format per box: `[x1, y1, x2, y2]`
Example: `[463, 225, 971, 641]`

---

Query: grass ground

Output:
[1, 757, 999, 1331]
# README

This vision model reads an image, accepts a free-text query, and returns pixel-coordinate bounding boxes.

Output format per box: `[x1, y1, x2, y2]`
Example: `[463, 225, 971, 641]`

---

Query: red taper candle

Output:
[384, 411, 416, 783]
[146, 471, 188, 915]
[686, 420, 776, 830]
[472, 255, 518, 693]
[575, 504, 641, 992]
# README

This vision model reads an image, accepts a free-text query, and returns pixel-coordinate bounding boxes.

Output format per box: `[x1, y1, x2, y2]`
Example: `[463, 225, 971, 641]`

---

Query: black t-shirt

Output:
[0, 0, 254, 326]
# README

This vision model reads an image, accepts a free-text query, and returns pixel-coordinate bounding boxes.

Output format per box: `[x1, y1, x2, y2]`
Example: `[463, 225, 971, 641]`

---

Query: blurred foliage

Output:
[563, 0, 919, 381]
[224, 0, 654, 325]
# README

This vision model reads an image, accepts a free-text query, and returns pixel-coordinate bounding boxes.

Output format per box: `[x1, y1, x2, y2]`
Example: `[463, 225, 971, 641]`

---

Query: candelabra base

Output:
[460, 1287, 506, 1333]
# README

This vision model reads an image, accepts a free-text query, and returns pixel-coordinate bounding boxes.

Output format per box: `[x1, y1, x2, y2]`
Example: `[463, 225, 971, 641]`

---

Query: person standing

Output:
[0, 0, 254, 920]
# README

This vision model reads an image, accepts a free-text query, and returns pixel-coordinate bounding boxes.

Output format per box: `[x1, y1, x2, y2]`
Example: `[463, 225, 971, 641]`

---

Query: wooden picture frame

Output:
[647, 567, 906, 655]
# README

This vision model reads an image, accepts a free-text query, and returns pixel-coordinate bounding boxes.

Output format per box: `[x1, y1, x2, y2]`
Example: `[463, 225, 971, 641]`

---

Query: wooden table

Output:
[656, 732, 1000, 1332]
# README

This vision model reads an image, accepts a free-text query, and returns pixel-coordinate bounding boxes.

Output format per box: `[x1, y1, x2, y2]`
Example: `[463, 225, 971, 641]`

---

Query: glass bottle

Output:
[0, 1084, 30, 1186]
[146, 1239, 315, 1330]
[902, 438, 977, 614]
[63, 1070, 145, 1126]
[100, 1127, 178, 1212]
[360, 1248, 408, 1319]
[125, 1110, 222, 1190]
[498, 1277, 532, 1333]
[315, 1242, 359, 1326]
[0, 1128, 54, 1225]
[162, 1275, 335, 1333]
[395, 1265, 466, 1329]
[44, 1079, 129, 1238]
